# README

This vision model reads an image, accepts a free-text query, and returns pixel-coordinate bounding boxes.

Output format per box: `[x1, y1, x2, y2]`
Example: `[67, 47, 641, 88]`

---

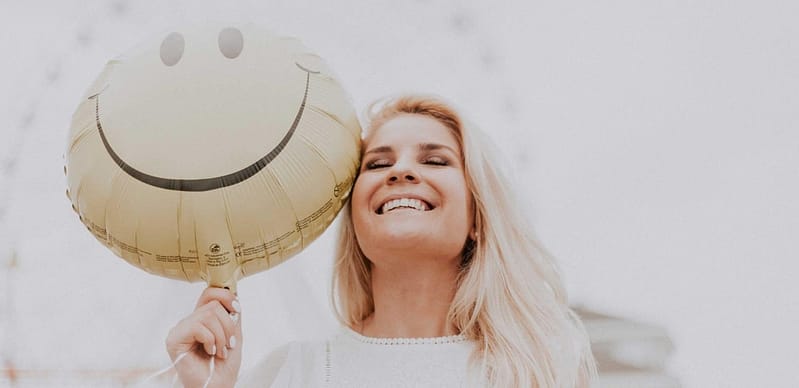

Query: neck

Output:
[359, 256, 460, 338]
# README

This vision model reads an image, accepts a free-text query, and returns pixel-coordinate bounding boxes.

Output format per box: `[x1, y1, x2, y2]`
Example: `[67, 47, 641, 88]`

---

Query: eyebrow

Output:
[364, 143, 460, 156]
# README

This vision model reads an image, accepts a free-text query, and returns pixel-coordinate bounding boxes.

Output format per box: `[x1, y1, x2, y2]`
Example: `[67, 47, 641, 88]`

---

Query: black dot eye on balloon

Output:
[218, 27, 244, 59]
[160, 32, 185, 66]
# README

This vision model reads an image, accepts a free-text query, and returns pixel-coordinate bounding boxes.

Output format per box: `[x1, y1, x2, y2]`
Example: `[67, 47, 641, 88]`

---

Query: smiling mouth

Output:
[376, 198, 434, 214]
[90, 63, 316, 192]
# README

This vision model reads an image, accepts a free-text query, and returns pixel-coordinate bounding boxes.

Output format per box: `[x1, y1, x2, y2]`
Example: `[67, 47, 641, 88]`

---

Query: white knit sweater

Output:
[238, 327, 481, 388]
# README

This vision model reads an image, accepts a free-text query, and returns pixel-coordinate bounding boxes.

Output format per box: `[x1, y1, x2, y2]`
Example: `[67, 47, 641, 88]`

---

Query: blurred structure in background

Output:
[578, 307, 681, 388]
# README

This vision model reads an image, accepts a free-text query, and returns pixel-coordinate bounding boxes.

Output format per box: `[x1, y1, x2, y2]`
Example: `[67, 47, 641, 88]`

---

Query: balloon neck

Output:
[207, 271, 239, 293]
[209, 279, 237, 294]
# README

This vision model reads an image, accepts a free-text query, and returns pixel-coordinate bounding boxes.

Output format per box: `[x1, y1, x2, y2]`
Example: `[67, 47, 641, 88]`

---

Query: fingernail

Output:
[221, 346, 228, 359]
[229, 335, 237, 349]
[230, 312, 239, 324]
[209, 344, 217, 356]
[232, 299, 241, 313]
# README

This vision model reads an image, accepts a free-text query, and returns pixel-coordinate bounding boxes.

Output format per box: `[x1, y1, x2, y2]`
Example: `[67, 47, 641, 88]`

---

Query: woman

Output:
[166, 95, 597, 387]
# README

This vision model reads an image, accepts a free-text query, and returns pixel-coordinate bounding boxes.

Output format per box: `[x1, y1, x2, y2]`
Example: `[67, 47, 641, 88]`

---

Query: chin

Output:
[362, 234, 465, 264]
[372, 230, 430, 251]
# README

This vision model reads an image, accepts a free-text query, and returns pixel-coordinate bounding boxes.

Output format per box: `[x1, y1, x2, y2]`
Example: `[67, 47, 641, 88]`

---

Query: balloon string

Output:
[138, 349, 190, 386]
[203, 355, 215, 388]
[137, 344, 216, 387]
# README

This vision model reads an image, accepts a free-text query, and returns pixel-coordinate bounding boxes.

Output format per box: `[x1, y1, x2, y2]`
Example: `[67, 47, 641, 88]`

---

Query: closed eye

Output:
[423, 156, 449, 166]
[364, 156, 450, 170]
[364, 159, 392, 170]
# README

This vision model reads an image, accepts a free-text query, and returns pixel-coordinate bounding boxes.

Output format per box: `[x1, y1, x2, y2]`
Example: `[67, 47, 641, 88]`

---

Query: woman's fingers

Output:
[167, 287, 242, 361]
[192, 324, 218, 358]
[166, 319, 216, 356]
[195, 287, 239, 314]
[211, 301, 239, 348]
[195, 299, 239, 359]
[166, 287, 245, 387]
[201, 309, 229, 359]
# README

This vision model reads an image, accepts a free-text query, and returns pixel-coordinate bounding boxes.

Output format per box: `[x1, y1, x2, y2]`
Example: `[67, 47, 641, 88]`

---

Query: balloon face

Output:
[66, 24, 361, 289]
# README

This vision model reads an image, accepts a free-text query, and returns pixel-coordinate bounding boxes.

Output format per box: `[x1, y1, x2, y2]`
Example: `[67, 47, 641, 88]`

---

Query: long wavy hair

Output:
[332, 95, 597, 387]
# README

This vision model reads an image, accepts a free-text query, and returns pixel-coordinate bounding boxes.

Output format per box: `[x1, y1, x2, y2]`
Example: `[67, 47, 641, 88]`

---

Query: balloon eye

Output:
[218, 27, 244, 59]
[160, 32, 185, 66]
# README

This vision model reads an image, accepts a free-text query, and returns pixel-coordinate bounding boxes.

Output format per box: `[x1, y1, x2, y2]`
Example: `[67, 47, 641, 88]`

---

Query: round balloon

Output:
[65, 24, 361, 289]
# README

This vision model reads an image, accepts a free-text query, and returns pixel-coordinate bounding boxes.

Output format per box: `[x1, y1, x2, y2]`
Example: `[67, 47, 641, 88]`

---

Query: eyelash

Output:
[364, 157, 450, 170]
[364, 160, 391, 170]
[424, 156, 449, 166]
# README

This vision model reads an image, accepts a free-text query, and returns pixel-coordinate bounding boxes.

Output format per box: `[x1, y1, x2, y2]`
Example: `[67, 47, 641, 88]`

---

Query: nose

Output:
[387, 162, 419, 185]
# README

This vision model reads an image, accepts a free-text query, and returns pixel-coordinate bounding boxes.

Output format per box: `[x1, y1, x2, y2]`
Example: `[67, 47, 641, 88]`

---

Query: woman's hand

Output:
[166, 287, 242, 388]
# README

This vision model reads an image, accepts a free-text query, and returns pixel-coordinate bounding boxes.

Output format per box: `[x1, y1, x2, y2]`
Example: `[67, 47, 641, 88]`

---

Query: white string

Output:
[137, 350, 190, 387]
[203, 354, 216, 388]
[136, 344, 216, 387]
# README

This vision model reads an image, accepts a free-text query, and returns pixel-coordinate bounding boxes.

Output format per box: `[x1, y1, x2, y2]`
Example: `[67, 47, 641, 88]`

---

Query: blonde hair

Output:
[332, 95, 597, 387]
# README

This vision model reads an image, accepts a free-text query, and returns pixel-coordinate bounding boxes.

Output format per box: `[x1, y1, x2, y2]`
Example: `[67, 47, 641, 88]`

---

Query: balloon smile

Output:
[91, 63, 316, 192]
[66, 25, 361, 288]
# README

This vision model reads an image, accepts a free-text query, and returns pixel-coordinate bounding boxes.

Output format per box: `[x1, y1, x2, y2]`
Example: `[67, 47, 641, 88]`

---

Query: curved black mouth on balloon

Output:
[91, 62, 315, 192]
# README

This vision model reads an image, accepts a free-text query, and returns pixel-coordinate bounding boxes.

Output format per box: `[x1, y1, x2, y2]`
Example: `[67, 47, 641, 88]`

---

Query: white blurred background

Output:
[1, 1, 797, 387]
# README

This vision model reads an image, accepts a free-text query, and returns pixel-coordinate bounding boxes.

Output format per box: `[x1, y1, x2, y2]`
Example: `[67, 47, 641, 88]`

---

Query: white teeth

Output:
[380, 198, 429, 214]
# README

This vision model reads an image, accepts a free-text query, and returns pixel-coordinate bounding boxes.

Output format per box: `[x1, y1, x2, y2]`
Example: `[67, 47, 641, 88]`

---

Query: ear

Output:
[469, 227, 478, 241]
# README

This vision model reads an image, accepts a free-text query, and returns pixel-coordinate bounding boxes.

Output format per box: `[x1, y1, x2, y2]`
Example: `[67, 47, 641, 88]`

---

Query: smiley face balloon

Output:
[65, 24, 361, 290]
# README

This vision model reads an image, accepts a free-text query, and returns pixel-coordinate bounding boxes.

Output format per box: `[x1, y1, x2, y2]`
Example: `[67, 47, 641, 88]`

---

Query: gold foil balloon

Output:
[65, 24, 361, 290]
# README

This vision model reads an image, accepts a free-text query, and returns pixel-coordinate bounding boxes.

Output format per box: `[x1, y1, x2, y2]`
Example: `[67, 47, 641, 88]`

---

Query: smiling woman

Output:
[330, 96, 597, 387]
[352, 113, 474, 270]
[168, 95, 597, 387]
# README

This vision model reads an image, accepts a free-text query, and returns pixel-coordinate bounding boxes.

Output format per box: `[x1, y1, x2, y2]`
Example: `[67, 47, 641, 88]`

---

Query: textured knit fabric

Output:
[238, 327, 482, 388]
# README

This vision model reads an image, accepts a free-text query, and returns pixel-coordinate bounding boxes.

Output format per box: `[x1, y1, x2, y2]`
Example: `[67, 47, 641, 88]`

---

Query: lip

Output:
[374, 194, 436, 214]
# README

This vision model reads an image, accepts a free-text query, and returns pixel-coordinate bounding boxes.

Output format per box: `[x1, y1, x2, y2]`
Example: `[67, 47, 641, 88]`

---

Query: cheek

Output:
[351, 175, 372, 208]
[448, 176, 471, 205]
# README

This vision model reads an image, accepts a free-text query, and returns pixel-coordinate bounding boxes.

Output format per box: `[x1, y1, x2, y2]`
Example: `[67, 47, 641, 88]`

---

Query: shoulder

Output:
[237, 340, 327, 388]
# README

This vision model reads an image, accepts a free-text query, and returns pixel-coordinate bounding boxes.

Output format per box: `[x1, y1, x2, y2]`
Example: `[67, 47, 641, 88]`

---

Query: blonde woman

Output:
[167, 95, 597, 387]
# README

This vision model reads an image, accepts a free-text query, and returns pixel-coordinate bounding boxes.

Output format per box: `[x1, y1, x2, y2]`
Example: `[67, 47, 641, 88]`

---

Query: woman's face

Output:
[351, 114, 474, 266]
